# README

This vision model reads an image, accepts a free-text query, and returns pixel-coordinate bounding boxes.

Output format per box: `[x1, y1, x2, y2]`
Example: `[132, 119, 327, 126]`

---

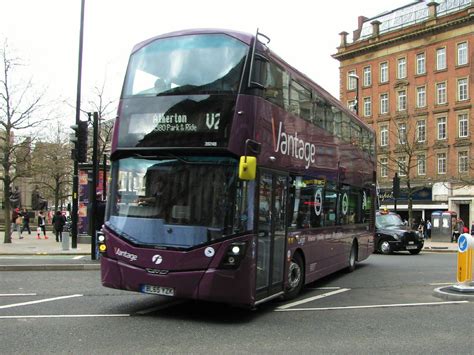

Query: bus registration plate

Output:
[141, 284, 175, 296]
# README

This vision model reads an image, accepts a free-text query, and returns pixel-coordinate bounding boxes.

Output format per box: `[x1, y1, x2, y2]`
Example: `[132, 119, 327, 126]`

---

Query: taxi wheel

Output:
[378, 240, 392, 255]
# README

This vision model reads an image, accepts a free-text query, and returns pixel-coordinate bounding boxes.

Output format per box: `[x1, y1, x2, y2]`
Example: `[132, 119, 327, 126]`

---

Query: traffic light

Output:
[71, 120, 88, 163]
[393, 173, 400, 198]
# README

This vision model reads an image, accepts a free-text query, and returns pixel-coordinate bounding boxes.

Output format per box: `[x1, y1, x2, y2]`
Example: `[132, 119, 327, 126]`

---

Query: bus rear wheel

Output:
[283, 252, 304, 300]
[346, 242, 357, 272]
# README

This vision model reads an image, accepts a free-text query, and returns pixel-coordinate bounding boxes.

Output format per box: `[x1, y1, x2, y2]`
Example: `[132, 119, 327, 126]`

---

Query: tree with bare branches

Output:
[30, 122, 73, 212]
[378, 115, 433, 227]
[0, 42, 44, 243]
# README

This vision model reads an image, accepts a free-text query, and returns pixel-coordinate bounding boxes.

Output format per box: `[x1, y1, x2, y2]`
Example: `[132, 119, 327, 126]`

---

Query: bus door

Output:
[256, 170, 287, 301]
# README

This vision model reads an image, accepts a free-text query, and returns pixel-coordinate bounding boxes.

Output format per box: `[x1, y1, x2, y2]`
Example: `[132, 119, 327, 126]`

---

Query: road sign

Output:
[458, 234, 469, 253]
[457, 233, 473, 283]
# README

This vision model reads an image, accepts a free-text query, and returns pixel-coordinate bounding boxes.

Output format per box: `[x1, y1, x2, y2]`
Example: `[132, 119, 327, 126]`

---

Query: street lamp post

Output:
[348, 73, 359, 115]
[72, 0, 86, 249]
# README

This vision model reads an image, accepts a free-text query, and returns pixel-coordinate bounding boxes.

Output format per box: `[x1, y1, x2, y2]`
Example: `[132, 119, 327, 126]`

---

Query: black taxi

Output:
[375, 210, 424, 255]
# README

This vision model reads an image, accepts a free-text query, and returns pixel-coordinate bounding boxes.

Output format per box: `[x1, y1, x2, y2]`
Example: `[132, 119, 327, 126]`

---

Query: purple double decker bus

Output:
[99, 28, 376, 307]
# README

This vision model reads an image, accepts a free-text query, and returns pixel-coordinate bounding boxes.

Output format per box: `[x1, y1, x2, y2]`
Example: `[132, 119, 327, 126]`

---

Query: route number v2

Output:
[206, 113, 220, 130]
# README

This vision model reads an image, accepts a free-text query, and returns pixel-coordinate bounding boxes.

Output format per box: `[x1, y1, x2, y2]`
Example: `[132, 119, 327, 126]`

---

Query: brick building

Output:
[333, 0, 474, 227]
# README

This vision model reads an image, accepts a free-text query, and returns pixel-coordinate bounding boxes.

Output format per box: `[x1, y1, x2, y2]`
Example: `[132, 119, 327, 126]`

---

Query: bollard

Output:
[453, 233, 474, 292]
[62, 223, 71, 251]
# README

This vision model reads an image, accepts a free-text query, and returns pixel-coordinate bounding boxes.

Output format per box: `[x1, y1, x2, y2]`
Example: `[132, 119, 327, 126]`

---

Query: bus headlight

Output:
[97, 232, 107, 254]
[219, 242, 247, 269]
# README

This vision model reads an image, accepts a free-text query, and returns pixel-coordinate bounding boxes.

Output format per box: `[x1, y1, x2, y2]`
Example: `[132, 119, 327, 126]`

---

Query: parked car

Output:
[375, 210, 424, 255]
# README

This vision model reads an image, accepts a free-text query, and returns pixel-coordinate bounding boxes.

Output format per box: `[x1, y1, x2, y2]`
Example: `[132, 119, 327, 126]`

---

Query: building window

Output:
[380, 62, 388, 83]
[458, 113, 468, 138]
[380, 157, 388, 178]
[363, 97, 371, 117]
[380, 125, 388, 147]
[398, 156, 407, 176]
[347, 70, 357, 90]
[363, 66, 371, 87]
[457, 78, 468, 101]
[437, 117, 447, 140]
[397, 57, 407, 79]
[458, 151, 469, 173]
[417, 120, 426, 142]
[436, 47, 446, 70]
[417, 155, 426, 176]
[436, 82, 447, 105]
[398, 123, 407, 144]
[457, 42, 468, 66]
[397, 90, 407, 111]
[416, 86, 426, 108]
[416, 53, 426, 75]
[380, 93, 389, 114]
[437, 153, 447, 174]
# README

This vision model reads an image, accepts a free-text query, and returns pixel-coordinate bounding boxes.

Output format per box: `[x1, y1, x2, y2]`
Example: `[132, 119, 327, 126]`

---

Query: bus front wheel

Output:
[283, 252, 304, 300]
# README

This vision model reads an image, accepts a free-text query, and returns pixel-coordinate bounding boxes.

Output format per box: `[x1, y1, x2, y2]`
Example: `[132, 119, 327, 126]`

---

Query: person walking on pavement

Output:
[20, 207, 31, 236]
[37, 210, 48, 239]
[425, 219, 432, 240]
[52, 210, 66, 242]
[11, 207, 22, 239]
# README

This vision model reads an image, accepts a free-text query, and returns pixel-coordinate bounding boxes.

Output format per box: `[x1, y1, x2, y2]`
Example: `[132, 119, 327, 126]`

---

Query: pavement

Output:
[0, 230, 99, 270]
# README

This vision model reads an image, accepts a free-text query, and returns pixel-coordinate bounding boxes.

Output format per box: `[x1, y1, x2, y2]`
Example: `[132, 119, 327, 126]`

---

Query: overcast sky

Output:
[0, 0, 411, 125]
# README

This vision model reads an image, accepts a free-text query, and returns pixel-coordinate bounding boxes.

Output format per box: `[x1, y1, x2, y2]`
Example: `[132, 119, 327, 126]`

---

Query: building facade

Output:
[333, 0, 474, 226]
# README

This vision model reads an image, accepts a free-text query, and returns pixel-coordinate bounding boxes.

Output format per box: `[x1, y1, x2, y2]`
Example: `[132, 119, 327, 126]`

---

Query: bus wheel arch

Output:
[283, 249, 305, 300]
[346, 239, 358, 273]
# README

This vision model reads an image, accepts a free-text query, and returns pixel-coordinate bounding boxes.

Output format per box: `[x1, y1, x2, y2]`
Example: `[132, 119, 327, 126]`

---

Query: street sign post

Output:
[455, 233, 474, 290]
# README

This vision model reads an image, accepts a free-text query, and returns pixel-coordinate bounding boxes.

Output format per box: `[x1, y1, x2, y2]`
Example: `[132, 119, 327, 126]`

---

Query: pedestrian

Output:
[37, 210, 48, 239]
[11, 207, 22, 240]
[418, 219, 425, 237]
[20, 207, 31, 236]
[425, 219, 432, 239]
[52, 210, 66, 242]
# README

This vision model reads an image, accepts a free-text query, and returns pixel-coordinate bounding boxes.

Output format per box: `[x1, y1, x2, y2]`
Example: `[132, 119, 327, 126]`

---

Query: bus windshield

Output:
[123, 34, 248, 97]
[105, 156, 252, 248]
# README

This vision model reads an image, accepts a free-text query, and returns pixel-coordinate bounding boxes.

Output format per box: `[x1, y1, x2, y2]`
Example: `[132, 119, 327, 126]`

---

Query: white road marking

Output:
[0, 314, 130, 319]
[277, 288, 351, 310]
[0, 294, 83, 310]
[275, 300, 469, 312]
[429, 282, 455, 286]
[0, 293, 37, 297]
[306, 287, 342, 290]
[73, 256, 85, 260]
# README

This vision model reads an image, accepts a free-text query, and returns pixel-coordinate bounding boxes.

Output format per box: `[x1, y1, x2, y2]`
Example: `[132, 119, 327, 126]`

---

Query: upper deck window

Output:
[123, 34, 248, 97]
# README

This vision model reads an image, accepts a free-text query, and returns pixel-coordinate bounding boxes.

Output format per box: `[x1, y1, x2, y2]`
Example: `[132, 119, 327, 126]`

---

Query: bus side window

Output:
[263, 62, 289, 110]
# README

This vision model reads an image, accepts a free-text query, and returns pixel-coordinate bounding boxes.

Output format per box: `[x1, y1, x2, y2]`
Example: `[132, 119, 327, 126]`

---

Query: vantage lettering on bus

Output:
[274, 121, 316, 169]
[114, 247, 138, 262]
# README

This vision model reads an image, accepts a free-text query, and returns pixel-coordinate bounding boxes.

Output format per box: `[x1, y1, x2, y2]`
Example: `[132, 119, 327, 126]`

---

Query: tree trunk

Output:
[3, 184, 12, 243]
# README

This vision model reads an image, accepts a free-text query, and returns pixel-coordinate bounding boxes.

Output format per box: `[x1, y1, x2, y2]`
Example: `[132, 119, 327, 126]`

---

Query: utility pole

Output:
[72, 0, 86, 249]
[90, 112, 99, 260]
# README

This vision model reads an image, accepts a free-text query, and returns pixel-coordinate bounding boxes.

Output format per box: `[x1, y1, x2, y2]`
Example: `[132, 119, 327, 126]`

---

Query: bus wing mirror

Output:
[245, 139, 261, 155]
[239, 156, 257, 181]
